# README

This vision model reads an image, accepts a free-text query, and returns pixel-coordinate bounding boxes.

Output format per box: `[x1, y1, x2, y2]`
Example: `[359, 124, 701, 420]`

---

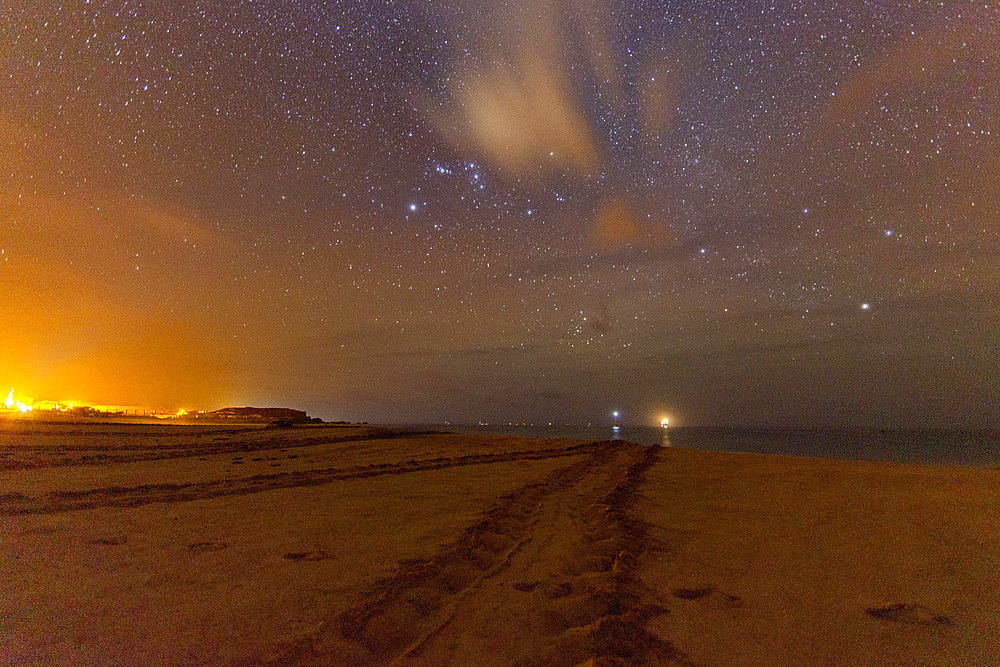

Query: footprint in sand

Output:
[543, 582, 574, 599]
[187, 541, 227, 554]
[866, 603, 953, 626]
[724, 594, 744, 608]
[284, 550, 332, 561]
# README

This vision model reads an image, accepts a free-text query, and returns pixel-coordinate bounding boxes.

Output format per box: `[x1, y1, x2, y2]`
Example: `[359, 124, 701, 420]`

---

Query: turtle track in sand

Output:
[0, 428, 431, 471]
[270, 442, 694, 666]
[0, 442, 600, 516]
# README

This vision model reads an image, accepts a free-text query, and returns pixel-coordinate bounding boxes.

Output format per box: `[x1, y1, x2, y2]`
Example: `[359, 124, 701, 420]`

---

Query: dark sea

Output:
[424, 424, 1000, 467]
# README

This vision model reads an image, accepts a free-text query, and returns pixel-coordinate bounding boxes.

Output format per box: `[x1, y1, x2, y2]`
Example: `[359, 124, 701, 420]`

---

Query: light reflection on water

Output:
[612, 425, 670, 447]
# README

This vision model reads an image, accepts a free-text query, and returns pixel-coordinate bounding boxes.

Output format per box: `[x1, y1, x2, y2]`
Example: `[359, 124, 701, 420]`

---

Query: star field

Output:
[1, 1, 997, 426]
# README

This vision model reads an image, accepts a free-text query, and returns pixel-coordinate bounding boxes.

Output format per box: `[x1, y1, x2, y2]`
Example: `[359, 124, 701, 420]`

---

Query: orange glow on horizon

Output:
[2, 387, 202, 419]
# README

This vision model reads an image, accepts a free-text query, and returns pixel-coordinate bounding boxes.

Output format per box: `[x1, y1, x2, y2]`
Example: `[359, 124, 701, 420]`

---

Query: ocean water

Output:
[431, 424, 1000, 467]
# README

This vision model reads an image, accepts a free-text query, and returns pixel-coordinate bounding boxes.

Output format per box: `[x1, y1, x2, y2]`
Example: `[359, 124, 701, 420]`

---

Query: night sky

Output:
[2, 1, 998, 427]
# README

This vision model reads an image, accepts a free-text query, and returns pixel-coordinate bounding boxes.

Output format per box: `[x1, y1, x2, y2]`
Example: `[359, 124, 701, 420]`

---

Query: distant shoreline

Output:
[420, 423, 1000, 467]
[2, 418, 998, 467]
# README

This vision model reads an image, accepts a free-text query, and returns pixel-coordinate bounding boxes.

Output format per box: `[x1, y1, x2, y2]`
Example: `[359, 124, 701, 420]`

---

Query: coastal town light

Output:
[4, 388, 32, 413]
[661, 417, 670, 428]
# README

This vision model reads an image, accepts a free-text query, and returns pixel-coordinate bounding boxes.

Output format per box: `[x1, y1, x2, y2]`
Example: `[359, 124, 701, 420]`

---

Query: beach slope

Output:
[1, 425, 997, 664]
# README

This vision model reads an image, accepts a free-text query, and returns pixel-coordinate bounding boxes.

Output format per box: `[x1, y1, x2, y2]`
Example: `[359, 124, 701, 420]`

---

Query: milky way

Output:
[2, 1, 997, 426]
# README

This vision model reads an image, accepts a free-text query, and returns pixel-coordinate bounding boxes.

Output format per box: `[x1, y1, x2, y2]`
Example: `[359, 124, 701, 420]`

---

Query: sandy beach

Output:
[1, 423, 997, 665]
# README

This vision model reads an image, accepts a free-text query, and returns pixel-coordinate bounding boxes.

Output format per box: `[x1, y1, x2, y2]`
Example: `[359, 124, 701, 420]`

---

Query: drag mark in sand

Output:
[347, 451, 611, 664]
[528, 444, 695, 666]
[0, 442, 601, 516]
[267, 448, 614, 666]
[272, 443, 697, 666]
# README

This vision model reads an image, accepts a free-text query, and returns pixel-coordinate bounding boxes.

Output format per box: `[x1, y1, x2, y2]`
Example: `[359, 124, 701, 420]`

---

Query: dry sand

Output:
[1, 423, 997, 665]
